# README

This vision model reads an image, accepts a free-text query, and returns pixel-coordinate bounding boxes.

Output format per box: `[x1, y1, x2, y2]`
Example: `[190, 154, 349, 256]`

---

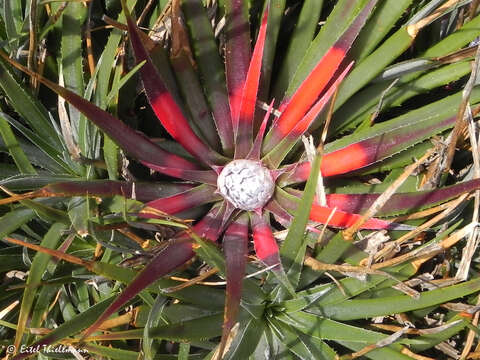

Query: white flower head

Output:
[217, 159, 275, 211]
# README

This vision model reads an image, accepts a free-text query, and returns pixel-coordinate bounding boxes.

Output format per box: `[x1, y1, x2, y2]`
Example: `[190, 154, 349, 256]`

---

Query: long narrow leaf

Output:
[182, 0, 234, 155]
[263, 0, 377, 153]
[0, 114, 36, 174]
[324, 178, 480, 216]
[123, 1, 225, 167]
[13, 223, 66, 354]
[278, 153, 320, 295]
[145, 184, 220, 215]
[234, 9, 269, 158]
[218, 214, 249, 359]
[276, 188, 406, 230]
[224, 0, 251, 124]
[31, 180, 192, 202]
[310, 277, 480, 320]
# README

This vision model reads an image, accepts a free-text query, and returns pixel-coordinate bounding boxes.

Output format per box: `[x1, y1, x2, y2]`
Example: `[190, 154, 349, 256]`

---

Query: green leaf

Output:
[350, 0, 414, 61]
[2, 0, 22, 51]
[269, 318, 337, 360]
[19, 198, 70, 224]
[278, 311, 412, 359]
[182, 0, 234, 154]
[0, 207, 35, 239]
[4, 113, 75, 174]
[143, 296, 167, 360]
[61, 1, 86, 139]
[410, 317, 469, 352]
[312, 277, 480, 320]
[83, 343, 140, 360]
[92, 262, 225, 309]
[257, 0, 286, 102]
[333, 27, 414, 121]
[279, 154, 320, 292]
[149, 313, 223, 341]
[0, 58, 63, 149]
[224, 317, 266, 360]
[272, 0, 322, 99]
[13, 223, 66, 353]
[332, 12, 480, 134]
[0, 113, 36, 174]
[178, 343, 191, 360]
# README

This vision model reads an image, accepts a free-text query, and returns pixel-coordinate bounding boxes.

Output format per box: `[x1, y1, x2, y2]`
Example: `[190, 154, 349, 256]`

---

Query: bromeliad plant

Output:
[3, 0, 480, 359]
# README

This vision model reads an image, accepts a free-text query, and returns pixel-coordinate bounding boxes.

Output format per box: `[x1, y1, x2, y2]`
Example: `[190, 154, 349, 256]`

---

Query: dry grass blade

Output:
[98, 306, 140, 330]
[304, 257, 420, 298]
[399, 348, 435, 360]
[58, 69, 81, 160]
[316, 206, 338, 245]
[407, 0, 463, 37]
[444, 44, 480, 176]
[137, 0, 156, 26]
[117, 228, 150, 248]
[303, 135, 326, 206]
[361, 193, 469, 266]
[85, 0, 95, 76]
[459, 105, 480, 358]
[0, 301, 19, 320]
[212, 323, 239, 360]
[372, 221, 476, 271]
[163, 267, 219, 293]
[461, 295, 480, 359]
[339, 325, 410, 359]
[370, 78, 399, 124]
[0, 189, 37, 205]
[2, 237, 94, 271]
[28, 0, 38, 89]
[372, 320, 463, 335]
[468, 0, 480, 20]
[456, 106, 480, 282]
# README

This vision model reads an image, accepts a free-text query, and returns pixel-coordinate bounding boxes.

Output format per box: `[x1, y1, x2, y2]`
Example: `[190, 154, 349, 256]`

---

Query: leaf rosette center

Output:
[217, 159, 274, 211]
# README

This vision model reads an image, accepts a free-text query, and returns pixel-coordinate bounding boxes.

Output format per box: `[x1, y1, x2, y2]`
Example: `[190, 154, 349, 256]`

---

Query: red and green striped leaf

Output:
[123, 1, 226, 167]
[247, 99, 274, 160]
[251, 212, 281, 268]
[144, 184, 220, 215]
[276, 188, 406, 230]
[234, 8, 269, 158]
[323, 178, 480, 216]
[262, 0, 377, 153]
[225, 0, 251, 125]
[263, 62, 353, 167]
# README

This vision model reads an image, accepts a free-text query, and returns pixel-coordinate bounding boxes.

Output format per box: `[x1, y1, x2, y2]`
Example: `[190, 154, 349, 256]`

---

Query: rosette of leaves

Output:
[1, 0, 480, 359]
